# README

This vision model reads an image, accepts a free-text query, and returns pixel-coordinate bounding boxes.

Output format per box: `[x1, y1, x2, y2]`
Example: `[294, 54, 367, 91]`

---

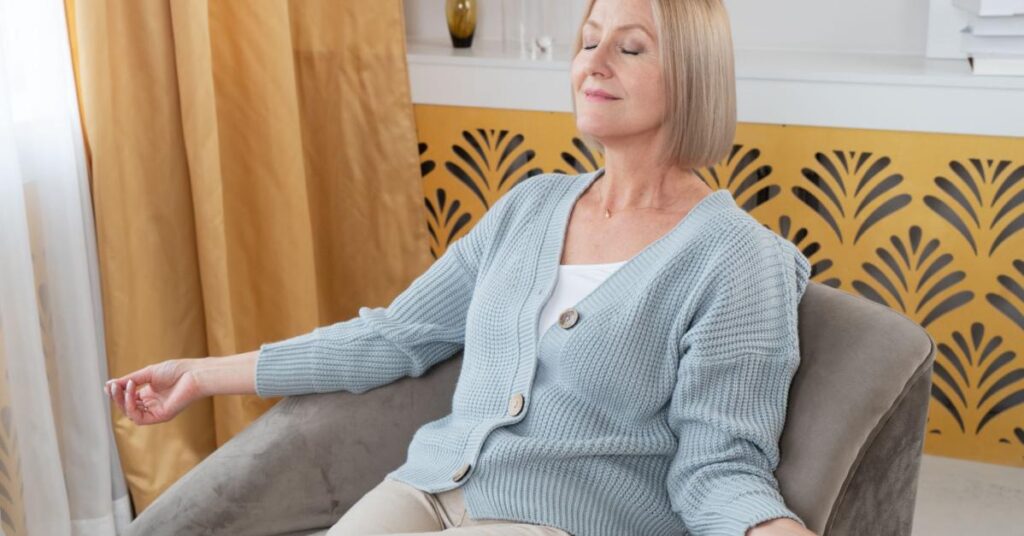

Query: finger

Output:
[107, 379, 120, 400]
[139, 401, 152, 421]
[134, 386, 152, 417]
[137, 396, 155, 424]
[109, 367, 142, 392]
[111, 375, 133, 393]
[136, 384, 157, 408]
[111, 382, 126, 414]
[125, 379, 138, 422]
[109, 377, 126, 400]
[104, 382, 115, 405]
[124, 365, 156, 387]
[117, 382, 128, 414]
[131, 390, 149, 424]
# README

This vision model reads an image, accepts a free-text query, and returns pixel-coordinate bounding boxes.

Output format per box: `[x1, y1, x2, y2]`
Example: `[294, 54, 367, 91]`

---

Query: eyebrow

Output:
[583, 20, 655, 40]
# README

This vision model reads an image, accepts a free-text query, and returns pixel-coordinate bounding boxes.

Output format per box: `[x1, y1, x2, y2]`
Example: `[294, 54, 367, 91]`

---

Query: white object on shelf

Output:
[501, 0, 566, 60]
[953, 0, 1024, 16]
[406, 38, 1024, 137]
[963, 12, 1024, 35]
[961, 27, 1024, 53]
[970, 53, 1024, 73]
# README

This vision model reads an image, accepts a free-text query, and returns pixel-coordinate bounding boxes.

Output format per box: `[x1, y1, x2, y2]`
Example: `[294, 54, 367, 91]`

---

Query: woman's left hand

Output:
[747, 517, 818, 536]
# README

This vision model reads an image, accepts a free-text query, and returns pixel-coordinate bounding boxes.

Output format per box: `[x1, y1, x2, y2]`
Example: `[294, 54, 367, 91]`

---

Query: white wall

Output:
[725, 0, 929, 55]
[404, 0, 589, 49]
[404, 0, 931, 56]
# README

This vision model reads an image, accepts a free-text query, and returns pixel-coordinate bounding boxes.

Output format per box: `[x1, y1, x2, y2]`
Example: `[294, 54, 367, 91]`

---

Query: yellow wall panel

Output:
[413, 104, 1024, 468]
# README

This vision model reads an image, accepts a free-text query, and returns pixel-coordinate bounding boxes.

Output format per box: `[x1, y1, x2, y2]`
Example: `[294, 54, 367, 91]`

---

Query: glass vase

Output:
[446, 0, 477, 48]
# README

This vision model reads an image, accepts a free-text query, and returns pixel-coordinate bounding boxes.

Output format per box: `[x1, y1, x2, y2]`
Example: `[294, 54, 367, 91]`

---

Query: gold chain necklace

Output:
[597, 178, 689, 219]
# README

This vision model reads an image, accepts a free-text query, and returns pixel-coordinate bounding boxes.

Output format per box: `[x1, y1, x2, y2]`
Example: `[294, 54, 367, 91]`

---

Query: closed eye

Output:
[582, 45, 640, 56]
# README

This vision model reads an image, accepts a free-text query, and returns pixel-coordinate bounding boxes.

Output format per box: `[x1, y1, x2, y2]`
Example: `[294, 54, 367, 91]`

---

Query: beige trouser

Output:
[326, 477, 573, 535]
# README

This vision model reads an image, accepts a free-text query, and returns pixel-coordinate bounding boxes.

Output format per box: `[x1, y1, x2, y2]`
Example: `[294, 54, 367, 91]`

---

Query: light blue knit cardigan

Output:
[256, 168, 812, 536]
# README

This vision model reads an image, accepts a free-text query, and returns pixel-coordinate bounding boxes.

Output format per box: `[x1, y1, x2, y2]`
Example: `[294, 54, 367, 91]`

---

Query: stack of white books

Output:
[955, 0, 1024, 74]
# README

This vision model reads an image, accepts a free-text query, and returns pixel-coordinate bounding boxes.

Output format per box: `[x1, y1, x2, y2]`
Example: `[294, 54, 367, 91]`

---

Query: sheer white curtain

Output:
[0, 0, 131, 534]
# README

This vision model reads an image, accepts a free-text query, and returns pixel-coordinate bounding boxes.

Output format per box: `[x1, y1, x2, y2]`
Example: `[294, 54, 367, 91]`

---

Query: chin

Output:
[577, 114, 610, 131]
[576, 123, 618, 142]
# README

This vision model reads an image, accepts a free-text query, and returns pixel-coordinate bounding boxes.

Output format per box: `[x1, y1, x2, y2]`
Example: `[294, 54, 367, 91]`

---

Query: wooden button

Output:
[452, 463, 471, 482]
[508, 393, 524, 416]
[558, 307, 580, 329]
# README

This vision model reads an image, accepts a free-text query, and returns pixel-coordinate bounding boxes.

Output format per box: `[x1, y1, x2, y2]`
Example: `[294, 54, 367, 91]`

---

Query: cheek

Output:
[632, 74, 665, 113]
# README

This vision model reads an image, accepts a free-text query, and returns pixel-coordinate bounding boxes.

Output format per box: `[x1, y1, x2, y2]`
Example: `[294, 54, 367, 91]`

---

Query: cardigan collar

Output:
[530, 167, 738, 347]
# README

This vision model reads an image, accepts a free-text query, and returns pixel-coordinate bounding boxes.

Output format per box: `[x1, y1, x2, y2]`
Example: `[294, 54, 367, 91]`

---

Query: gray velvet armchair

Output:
[123, 281, 936, 536]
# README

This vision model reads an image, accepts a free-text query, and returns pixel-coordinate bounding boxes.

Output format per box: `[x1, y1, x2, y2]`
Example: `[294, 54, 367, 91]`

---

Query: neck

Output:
[595, 153, 708, 214]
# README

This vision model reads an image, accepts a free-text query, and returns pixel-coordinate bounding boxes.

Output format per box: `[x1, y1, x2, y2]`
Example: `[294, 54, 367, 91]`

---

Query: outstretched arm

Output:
[104, 351, 259, 425]
[105, 179, 533, 422]
[254, 182, 521, 398]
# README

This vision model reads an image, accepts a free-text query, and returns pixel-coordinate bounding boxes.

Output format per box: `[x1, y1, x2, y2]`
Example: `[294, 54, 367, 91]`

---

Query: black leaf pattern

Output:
[793, 150, 909, 244]
[925, 159, 1024, 256]
[853, 226, 972, 327]
[930, 323, 1024, 435]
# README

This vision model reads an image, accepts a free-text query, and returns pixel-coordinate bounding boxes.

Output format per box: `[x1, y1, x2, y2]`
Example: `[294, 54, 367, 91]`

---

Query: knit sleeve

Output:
[253, 183, 517, 398]
[666, 233, 812, 535]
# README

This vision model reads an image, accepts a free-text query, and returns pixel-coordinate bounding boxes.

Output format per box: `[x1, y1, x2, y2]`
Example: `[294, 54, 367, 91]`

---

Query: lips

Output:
[584, 88, 620, 100]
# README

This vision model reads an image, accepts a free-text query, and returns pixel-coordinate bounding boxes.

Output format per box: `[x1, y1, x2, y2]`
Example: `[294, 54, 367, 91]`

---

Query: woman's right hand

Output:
[104, 359, 204, 426]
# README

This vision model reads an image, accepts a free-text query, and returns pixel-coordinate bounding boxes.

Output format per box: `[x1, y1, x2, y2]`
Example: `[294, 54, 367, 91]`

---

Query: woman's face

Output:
[571, 0, 664, 147]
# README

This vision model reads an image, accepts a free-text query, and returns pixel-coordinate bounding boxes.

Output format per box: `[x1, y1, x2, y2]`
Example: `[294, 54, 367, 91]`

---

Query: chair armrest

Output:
[124, 353, 463, 536]
[777, 282, 936, 534]
[825, 345, 935, 535]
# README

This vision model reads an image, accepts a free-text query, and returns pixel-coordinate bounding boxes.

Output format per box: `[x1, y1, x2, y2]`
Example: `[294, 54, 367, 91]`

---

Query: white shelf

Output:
[407, 38, 1024, 138]
[735, 47, 1024, 90]
[407, 39, 573, 71]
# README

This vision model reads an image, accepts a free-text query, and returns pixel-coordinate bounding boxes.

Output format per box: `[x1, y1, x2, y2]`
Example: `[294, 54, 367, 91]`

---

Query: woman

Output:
[105, 1, 817, 535]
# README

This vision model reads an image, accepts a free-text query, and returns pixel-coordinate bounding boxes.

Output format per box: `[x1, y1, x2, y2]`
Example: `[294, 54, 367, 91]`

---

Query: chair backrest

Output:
[778, 281, 935, 535]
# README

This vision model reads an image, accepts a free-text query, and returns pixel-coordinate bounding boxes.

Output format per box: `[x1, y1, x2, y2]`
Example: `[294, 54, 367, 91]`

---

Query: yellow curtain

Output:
[68, 0, 428, 513]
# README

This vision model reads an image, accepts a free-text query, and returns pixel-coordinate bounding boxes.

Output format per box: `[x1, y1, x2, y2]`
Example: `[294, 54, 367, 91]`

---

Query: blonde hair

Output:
[571, 0, 737, 171]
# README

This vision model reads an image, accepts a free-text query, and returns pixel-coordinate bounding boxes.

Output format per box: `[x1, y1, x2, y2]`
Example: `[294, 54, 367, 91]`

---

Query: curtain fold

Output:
[70, 0, 426, 513]
[0, 1, 131, 534]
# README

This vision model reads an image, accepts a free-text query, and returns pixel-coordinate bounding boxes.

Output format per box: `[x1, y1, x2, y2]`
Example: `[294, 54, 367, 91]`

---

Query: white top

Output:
[537, 259, 629, 340]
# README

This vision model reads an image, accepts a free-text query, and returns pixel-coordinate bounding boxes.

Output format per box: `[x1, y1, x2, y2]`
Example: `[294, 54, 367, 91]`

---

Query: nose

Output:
[580, 41, 611, 80]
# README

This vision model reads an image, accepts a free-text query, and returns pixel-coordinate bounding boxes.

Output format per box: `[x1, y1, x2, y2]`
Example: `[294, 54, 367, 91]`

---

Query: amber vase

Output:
[446, 0, 477, 48]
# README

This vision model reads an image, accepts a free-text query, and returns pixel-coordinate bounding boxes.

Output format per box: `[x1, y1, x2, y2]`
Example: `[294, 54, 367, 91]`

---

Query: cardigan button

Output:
[508, 393, 524, 416]
[452, 463, 471, 482]
[558, 307, 579, 329]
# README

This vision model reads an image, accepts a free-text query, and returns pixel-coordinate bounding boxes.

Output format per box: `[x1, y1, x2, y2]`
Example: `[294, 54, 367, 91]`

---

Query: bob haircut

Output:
[571, 0, 737, 171]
